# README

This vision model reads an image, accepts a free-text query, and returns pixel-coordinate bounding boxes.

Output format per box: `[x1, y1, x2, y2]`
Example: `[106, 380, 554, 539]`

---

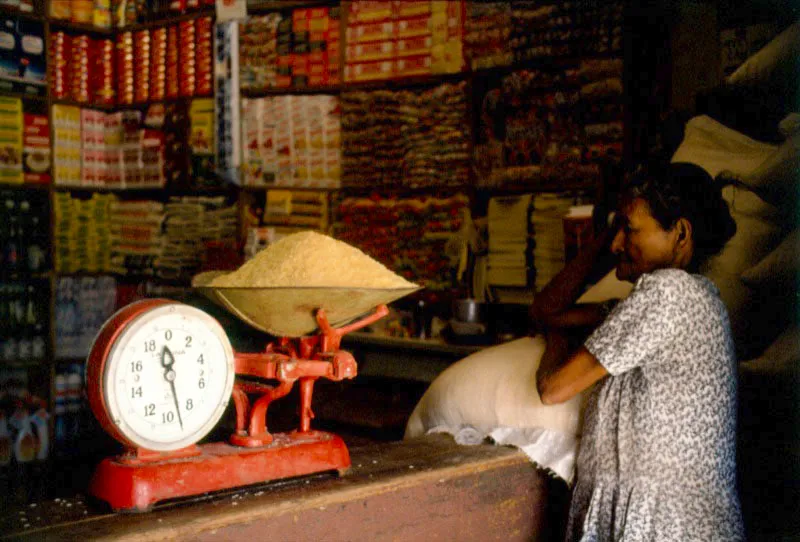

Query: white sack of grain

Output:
[404, 270, 632, 483]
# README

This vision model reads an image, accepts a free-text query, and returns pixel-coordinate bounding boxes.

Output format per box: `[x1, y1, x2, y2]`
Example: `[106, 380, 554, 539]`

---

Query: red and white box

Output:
[393, 0, 430, 18]
[396, 16, 431, 38]
[346, 21, 395, 43]
[345, 60, 393, 82]
[396, 35, 432, 57]
[395, 54, 432, 77]
[346, 40, 394, 62]
[348, 1, 393, 23]
[23, 114, 51, 184]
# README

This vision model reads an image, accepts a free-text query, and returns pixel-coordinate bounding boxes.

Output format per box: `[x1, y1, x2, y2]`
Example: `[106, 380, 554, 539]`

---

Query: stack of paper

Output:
[487, 194, 531, 287]
[531, 193, 574, 291]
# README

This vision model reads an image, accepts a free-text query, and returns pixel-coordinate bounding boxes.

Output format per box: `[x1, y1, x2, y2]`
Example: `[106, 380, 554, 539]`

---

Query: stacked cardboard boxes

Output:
[345, 0, 464, 82]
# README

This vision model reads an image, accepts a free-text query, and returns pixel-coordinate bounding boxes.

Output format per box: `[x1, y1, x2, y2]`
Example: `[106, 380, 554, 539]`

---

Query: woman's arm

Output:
[529, 225, 616, 334]
[530, 221, 618, 403]
[537, 340, 607, 404]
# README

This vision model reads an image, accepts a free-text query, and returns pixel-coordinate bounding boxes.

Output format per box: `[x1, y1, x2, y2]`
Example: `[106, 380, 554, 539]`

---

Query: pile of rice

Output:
[209, 231, 417, 289]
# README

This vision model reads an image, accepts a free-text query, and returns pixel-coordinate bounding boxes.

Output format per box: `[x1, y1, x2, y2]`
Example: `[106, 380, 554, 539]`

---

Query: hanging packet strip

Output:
[0, 97, 23, 184]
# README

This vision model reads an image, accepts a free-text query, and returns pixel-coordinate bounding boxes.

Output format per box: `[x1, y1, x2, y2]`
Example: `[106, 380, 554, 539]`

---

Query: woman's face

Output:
[611, 197, 680, 282]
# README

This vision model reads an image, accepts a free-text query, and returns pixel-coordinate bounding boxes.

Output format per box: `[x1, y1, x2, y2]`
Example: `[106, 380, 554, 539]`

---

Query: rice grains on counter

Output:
[210, 231, 417, 289]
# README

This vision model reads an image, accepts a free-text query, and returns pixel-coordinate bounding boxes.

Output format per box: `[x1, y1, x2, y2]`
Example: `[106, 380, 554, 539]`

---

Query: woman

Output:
[530, 162, 744, 541]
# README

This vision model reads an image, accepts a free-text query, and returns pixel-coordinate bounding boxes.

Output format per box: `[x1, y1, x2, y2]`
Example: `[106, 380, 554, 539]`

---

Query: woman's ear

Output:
[675, 218, 692, 247]
[672, 217, 694, 268]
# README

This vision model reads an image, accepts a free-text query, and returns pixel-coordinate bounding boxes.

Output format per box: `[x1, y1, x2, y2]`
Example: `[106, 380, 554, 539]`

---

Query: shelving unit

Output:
[0, 2, 229, 476]
[0, 0, 648, 481]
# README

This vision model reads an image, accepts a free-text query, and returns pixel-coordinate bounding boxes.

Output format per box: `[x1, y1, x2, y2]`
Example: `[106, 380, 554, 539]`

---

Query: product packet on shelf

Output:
[23, 114, 51, 185]
[0, 97, 23, 184]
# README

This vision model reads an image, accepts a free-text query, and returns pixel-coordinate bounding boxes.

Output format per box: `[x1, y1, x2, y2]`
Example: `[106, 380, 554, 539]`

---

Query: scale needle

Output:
[161, 345, 184, 430]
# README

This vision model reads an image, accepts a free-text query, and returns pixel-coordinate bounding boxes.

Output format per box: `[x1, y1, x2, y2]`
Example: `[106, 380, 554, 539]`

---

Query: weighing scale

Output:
[85, 280, 418, 512]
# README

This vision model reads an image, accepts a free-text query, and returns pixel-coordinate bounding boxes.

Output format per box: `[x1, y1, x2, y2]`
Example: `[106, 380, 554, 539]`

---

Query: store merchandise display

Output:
[239, 13, 280, 90]
[49, 18, 212, 107]
[344, 0, 463, 82]
[262, 189, 329, 230]
[159, 196, 238, 280]
[48, 0, 213, 29]
[0, 98, 25, 185]
[214, 23, 239, 183]
[0, 16, 46, 98]
[23, 112, 51, 184]
[161, 102, 191, 186]
[188, 98, 217, 186]
[242, 95, 341, 187]
[465, 0, 624, 70]
[474, 59, 623, 189]
[0, 372, 51, 465]
[341, 81, 469, 188]
[463, 1, 511, 71]
[52, 363, 91, 460]
[49, 31, 114, 105]
[53, 192, 115, 273]
[52, 105, 165, 189]
[54, 191, 237, 281]
[240, 6, 341, 91]
[331, 193, 469, 290]
[55, 276, 117, 359]
[0, 279, 49, 363]
[0, 189, 50, 273]
[108, 199, 166, 276]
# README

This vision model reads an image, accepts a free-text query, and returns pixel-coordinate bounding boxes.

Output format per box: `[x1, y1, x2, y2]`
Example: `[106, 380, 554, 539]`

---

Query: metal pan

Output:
[193, 271, 420, 337]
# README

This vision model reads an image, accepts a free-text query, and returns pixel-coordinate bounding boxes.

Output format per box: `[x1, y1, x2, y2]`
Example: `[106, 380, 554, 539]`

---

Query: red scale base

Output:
[89, 431, 350, 512]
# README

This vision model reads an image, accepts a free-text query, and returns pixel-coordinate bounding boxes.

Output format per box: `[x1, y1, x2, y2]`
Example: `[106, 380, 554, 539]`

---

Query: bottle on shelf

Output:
[0, 411, 11, 467]
[53, 372, 68, 456]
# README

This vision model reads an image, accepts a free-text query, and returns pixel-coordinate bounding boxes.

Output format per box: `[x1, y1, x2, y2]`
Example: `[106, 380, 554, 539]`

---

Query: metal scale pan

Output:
[192, 271, 421, 337]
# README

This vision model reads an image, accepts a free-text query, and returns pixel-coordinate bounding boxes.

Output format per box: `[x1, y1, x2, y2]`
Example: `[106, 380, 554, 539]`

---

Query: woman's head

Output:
[611, 161, 737, 282]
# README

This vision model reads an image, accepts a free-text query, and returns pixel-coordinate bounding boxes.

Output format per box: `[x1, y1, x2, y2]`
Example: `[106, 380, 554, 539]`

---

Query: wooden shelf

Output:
[0, 270, 53, 281]
[51, 95, 210, 112]
[336, 184, 471, 197]
[0, 182, 51, 191]
[0, 89, 48, 102]
[47, 18, 114, 35]
[343, 71, 469, 92]
[247, 0, 332, 14]
[47, 8, 215, 35]
[242, 86, 341, 97]
[120, 7, 216, 31]
[3, 8, 46, 22]
[51, 97, 115, 111]
[240, 185, 339, 192]
[0, 359, 49, 369]
[52, 184, 167, 192]
[54, 271, 194, 288]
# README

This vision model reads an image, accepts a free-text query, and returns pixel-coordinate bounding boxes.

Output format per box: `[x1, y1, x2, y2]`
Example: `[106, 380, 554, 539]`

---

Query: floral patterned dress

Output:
[566, 269, 744, 541]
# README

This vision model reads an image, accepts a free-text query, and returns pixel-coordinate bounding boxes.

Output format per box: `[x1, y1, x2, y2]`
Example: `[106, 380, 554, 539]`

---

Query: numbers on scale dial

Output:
[111, 311, 227, 447]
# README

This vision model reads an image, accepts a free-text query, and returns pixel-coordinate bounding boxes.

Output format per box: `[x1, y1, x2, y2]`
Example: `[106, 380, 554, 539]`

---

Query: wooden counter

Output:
[1, 434, 566, 541]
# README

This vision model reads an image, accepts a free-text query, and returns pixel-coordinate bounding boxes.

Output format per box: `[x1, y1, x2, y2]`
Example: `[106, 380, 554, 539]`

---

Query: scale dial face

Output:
[92, 301, 235, 452]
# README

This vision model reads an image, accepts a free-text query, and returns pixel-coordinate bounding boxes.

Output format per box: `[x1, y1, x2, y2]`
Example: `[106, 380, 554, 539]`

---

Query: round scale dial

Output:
[87, 300, 235, 452]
